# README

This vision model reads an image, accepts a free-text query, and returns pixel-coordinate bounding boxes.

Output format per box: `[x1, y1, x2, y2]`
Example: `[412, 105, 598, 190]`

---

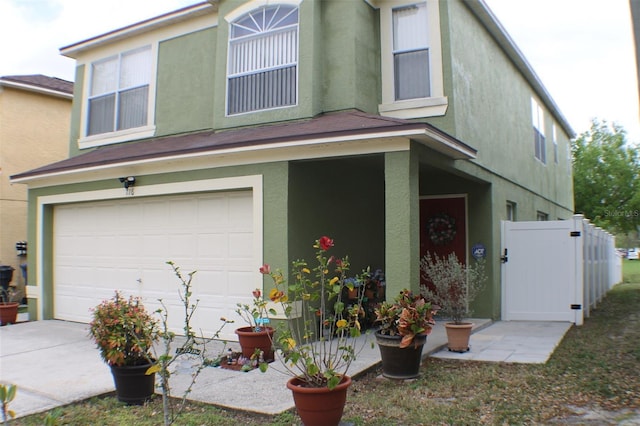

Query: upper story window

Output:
[531, 98, 546, 164]
[88, 46, 151, 136]
[552, 124, 558, 164]
[393, 3, 429, 100]
[378, 0, 446, 119]
[506, 201, 516, 221]
[227, 4, 299, 115]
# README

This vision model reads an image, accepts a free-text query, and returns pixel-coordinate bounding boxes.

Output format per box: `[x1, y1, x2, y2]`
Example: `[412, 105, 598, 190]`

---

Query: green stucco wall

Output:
[288, 156, 385, 277]
[321, 0, 380, 113]
[385, 149, 420, 298]
[68, 65, 85, 158]
[156, 27, 217, 136]
[440, 0, 574, 216]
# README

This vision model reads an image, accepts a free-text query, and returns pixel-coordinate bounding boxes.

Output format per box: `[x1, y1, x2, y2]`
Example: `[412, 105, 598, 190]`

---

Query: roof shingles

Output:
[11, 110, 475, 181]
[0, 74, 73, 94]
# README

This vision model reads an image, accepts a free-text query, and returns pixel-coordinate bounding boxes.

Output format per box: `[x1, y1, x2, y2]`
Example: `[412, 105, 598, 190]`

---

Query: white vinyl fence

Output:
[501, 214, 622, 325]
[581, 215, 623, 318]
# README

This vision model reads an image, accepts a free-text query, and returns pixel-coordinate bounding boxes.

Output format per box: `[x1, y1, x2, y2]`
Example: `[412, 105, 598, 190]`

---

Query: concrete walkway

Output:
[0, 319, 571, 420]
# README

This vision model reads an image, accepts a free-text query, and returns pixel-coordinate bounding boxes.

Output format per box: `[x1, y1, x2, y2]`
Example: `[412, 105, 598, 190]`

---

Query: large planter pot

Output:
[0, 302, 19, 326]
[235, 326, 275, 361]
[286, 375, 351, 426]
[110, 362, 156, 405]
[444, 322, 474, 353]
[375, 331, 426, 380]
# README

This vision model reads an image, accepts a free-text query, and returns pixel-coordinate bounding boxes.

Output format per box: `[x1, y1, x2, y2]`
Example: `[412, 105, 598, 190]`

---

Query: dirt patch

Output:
[549, 406, 640, 425]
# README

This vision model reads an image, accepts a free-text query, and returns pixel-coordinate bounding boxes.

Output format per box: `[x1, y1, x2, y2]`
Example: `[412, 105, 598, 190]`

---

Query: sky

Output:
[0, 0, 638, 144]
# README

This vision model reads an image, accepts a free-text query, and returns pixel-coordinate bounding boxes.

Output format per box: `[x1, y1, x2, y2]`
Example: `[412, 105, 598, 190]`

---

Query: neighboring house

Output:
[11, 0, 574, 340]
[0, 75, 73, 302]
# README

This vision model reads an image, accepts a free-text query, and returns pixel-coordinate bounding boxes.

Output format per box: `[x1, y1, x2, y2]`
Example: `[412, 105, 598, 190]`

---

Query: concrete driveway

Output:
[0, 318, 571, 420]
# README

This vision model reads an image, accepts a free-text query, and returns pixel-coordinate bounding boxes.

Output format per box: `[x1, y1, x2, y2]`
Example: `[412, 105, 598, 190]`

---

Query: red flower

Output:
[259, 264, 271, 274]
[252, 289, 261, 299]
[318, 236, 334, 251]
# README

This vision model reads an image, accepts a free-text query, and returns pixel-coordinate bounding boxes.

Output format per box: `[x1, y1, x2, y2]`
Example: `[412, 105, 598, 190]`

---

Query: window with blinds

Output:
[531, 98, 546, 164]
[392, 3, 430, 101]
[87, 46, 151, 136]
[227, 5, 299, 115]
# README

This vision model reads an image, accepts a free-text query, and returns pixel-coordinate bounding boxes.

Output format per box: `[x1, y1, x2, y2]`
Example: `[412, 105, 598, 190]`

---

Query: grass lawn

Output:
[623, 258, 640, 283]
[13, 268, 640, 425]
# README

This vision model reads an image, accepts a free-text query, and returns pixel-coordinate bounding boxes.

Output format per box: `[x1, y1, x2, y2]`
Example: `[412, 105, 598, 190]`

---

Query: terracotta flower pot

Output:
[235, 326, 275, 361]
[0, 302, 19, 326]
[375, 331, 426, 379]
[287, 375, 351, 426]
[444, 322, 474, 353]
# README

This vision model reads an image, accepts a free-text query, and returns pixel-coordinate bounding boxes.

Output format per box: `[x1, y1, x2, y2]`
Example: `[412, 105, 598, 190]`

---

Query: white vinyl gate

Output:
[501, 215, 621, 325]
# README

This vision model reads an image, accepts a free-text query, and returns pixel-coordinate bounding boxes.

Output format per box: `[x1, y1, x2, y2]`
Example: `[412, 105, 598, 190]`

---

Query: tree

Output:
[572, 119, 640, 234]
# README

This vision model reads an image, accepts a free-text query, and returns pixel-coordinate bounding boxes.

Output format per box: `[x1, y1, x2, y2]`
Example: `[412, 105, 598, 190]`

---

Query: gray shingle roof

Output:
[0, 74, 73, 94]
[11, 110, 476, 182]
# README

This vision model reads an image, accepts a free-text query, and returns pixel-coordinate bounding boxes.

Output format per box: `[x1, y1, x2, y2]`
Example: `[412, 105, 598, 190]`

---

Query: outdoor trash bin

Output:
[0, 266, 14, 291]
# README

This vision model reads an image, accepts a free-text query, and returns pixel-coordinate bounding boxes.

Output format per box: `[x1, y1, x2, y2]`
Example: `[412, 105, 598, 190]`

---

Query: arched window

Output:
[227, 4, 299, 115]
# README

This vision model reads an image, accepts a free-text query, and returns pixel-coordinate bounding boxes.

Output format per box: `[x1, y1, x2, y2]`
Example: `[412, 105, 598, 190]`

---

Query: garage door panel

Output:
[54, 190, 256, 341]
[229, 232, 253, 258]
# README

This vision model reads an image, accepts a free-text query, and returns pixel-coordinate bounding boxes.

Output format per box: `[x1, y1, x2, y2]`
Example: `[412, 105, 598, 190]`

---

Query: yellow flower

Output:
[336, 319, 347, 328]
[329, 276, 339, 285]
[302, 268, 310, 274]
[284, 337, 296, 350]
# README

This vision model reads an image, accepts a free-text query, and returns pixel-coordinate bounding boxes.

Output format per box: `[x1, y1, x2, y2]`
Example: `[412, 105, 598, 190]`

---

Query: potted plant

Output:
[0, 287, 19, 326]
[88, 291, 159, 404]
[374, 289, 437, 379]
[0, 383, 16, 425]
[259, 236, 368, 426]
[420, 252, 486, 352]
[235, 288, 276, 361]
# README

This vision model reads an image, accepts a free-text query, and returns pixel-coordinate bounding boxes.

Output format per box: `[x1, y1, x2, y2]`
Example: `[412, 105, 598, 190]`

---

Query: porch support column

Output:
[384, 149, 420, 299]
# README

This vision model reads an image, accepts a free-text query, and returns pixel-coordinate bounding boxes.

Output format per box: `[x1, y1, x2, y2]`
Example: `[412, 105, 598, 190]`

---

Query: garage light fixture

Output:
[119, 176, 136, 196]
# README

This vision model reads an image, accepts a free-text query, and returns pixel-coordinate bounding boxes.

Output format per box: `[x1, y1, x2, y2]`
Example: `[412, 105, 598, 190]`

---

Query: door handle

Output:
[500, 248, 508, 263]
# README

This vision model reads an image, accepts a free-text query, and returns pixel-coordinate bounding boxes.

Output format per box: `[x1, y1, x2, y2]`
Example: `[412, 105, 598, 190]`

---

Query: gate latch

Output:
[500, 248, 508, 263]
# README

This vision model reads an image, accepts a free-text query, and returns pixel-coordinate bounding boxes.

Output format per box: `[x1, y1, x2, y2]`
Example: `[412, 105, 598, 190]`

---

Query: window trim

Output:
[225, 0, 301, 117]
[531, 97, 546, 165]
[506, 201, 516, 221]
[536, 211, 549, 221]
[78, 43, 158, 149]
[377, 0, 447, 119]
[552, 123, 558, 164]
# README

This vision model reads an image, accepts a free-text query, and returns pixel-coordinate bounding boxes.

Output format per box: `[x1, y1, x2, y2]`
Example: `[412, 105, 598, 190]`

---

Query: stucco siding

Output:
[321, 0, 380, 113]
[156, 27, 217, 136]
[444, 0, 574, 214]
[0, 85, 71, 298]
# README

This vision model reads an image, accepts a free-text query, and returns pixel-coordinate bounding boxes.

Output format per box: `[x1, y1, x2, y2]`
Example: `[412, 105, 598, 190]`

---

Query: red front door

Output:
[419, 195, 467, 289]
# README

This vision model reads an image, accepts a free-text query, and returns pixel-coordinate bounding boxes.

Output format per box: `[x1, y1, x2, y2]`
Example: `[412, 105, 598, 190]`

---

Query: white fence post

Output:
[573, 215, 585, 325]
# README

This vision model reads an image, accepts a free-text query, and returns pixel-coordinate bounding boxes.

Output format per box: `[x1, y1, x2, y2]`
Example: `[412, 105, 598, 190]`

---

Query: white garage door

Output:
[53, 190, 256, 341]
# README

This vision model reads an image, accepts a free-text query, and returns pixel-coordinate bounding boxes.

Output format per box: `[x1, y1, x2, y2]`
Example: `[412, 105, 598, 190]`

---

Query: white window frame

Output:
[506, 201, 516, 221]
[225, 1, 300, 116]
[536, 211, 549, 221]
[377, 0, 447, 119]
[78, 43, 158, 149]
[552, 123, 558, 164]
[531, 97, 546, 164]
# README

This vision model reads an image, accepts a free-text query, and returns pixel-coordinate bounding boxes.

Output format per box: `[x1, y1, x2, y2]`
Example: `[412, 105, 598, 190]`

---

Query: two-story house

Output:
[0, 75, 73, 303]
[11, 0, 574, 340]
